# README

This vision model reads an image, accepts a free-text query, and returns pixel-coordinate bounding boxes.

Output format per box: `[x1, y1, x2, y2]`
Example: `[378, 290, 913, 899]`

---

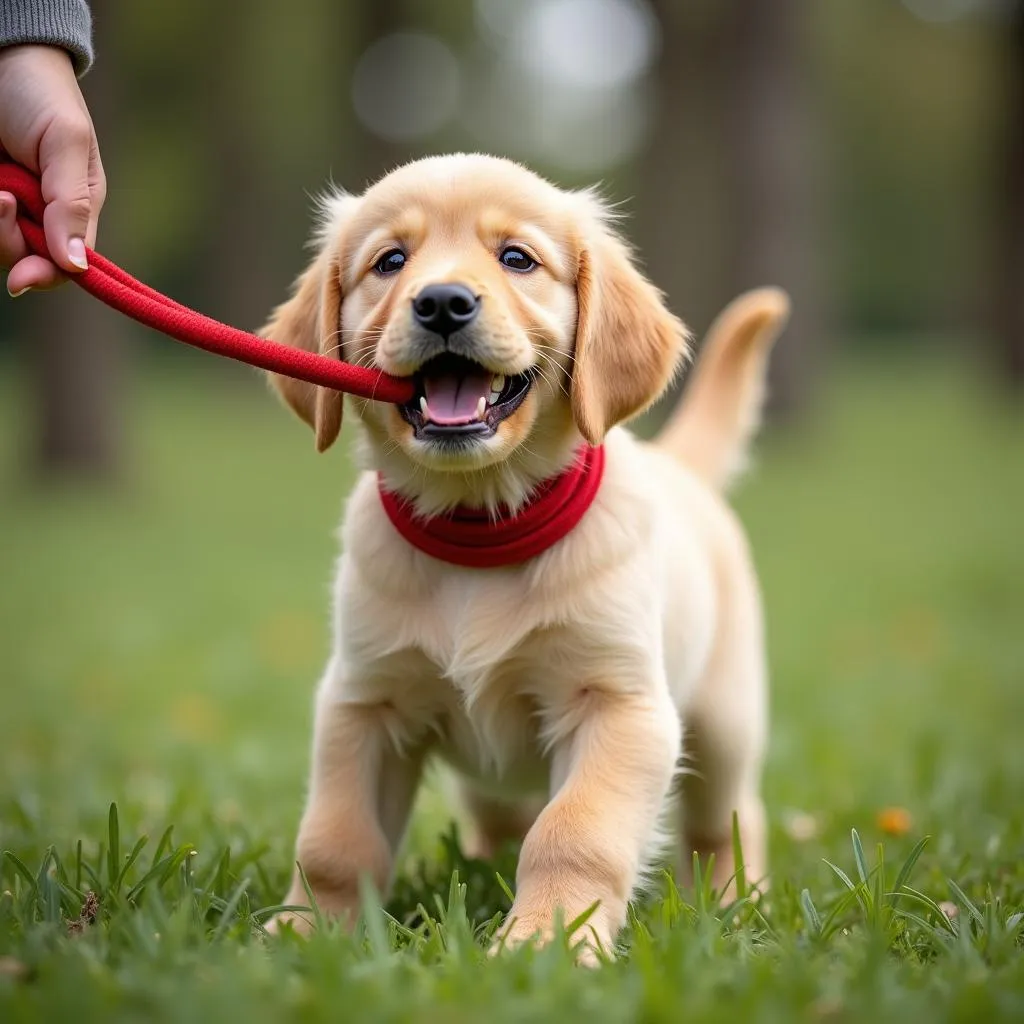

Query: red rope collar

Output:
[378, 444, 605, 568]
[0, 162, 414, 404]
[2, 161, 604, 566]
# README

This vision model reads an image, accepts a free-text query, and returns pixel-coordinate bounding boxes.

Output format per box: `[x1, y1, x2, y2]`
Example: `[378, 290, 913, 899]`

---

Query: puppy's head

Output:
[262, 154, 688, 508]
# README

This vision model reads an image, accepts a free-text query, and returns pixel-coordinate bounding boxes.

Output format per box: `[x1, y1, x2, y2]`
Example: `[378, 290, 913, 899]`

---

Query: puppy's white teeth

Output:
[475, 396, 487, 420]
[488, 390, 501, 406]
[419, 396, 431, 423]
[491, 373, 506, 394]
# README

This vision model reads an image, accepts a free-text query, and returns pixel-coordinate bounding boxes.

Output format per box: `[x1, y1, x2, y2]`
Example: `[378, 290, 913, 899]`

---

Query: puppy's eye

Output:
[375, 249, 406, 275]
[500, 247, 536, 272]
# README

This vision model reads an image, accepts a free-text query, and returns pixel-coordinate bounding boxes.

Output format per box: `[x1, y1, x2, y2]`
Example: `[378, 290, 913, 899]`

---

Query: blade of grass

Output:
[823, 859, 858, 893]
[211, 877, 251, 943]
[296, 862, 324, 932]
[565, 899, 600, 937]
[889, 889, 958, 935]
[107, 803, 120, 891]
[114, 836, 149, 894]
[819, 886, 868, 942]
[946, 879, 984, 927]
[495, 872, 515, 906]
[800, 889, 822, 938]
[873, 842, 886, 929]
[359, 874, 391, 959]
[3, 850, 37, 893]
[731, 811, 748, 902]
[824, 859, 871, 918]
[79, 858, 102, 893]
[894, 908, 954, 942]
[126, 845, 193, 904]
[891, 836, 930, 900]
[150, 826, 175, 868]
[851, 829, 869, 886]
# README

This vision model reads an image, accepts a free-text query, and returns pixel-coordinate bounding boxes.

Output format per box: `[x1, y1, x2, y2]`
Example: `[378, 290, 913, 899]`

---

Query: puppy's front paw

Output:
[490, 913, 553, 955]
[263, 908, 315, 938]
[490, 906, 611, 966]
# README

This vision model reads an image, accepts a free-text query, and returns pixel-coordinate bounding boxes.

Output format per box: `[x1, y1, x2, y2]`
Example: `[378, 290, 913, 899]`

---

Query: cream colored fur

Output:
[260, 153, 789, 961]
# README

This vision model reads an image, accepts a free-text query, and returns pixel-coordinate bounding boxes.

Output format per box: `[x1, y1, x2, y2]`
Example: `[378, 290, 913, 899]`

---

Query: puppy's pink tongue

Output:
[423, 369, 491, 424]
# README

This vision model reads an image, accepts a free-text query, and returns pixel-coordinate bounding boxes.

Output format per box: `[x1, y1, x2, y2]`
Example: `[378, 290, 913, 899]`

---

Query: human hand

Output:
[0, 44, 105, 296]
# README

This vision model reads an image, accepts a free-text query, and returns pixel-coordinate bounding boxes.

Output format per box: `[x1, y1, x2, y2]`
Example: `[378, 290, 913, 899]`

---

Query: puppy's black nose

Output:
[411, 283, 480, 339]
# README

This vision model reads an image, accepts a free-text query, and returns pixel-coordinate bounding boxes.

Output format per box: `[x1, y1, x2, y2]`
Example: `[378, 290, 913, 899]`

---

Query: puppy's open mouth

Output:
[399, 354, 532, 441]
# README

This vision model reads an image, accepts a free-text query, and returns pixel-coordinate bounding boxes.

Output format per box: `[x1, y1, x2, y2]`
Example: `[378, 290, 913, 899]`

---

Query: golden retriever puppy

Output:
[261, 153, 788, 959]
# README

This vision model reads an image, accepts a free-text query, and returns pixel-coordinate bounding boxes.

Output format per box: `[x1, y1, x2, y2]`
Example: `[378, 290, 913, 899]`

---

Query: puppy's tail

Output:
[655, 287, 790, 490]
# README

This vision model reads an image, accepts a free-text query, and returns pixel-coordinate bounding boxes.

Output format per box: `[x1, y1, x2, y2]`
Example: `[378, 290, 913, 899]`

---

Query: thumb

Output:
[38, 115, 97, 273]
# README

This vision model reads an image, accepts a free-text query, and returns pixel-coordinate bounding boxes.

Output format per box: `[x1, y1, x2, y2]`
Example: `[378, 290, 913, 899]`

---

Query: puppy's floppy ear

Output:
[570, 193, 690, 445]
[260, 192, 358, 453]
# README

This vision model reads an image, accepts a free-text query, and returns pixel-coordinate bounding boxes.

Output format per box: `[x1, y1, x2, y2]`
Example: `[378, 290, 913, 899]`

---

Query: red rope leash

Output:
[0, 162, 415, 405]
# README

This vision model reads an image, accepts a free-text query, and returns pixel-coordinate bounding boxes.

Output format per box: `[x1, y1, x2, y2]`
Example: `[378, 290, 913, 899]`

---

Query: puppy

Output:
[261, 154, 788, 958]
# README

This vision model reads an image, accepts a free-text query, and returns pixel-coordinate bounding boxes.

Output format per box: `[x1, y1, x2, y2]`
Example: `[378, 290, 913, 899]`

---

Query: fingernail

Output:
[7, 285, 31, 298]
[68, 237, 88, 270]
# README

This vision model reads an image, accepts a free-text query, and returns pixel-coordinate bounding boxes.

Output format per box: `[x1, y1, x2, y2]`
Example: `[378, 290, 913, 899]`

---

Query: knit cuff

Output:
[0, 1, 93, 75]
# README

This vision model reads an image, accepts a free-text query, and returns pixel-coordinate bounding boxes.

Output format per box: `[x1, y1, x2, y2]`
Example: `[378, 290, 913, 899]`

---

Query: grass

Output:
[1, 351, 1023, 1021]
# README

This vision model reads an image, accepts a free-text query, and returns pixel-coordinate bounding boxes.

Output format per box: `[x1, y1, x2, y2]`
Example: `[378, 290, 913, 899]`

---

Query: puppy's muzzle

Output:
[412, 283, 480, 341]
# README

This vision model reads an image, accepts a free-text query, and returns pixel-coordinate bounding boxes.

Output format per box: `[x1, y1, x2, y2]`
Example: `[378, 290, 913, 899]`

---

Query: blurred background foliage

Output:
[1, 0, 1022, 477]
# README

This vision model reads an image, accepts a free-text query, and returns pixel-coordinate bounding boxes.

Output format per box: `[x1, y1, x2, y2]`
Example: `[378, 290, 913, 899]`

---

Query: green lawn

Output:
[1, 352, 1022, 1022]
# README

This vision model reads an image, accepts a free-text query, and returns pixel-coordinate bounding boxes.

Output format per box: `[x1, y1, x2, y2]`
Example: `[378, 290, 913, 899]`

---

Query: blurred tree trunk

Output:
[336, 2, 414, 190]
[199, 9, 283, 334]
[994, 1, 1024, 388]
[632, 2, 730, 360]
[637, 0, 825, 421]
[29, 0, 122, 479]
[29, 290, 122, 479]
[721, 0, 826, 416]
[200, 2, 411, 335]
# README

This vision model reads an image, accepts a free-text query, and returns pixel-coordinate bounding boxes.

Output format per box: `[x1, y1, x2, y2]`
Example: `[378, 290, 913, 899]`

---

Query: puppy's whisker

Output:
[326, 338, 383, 364]
[321, 324, 383, 346]
[320, 326, 386, 361]
[529, 361, 570, 400]
[531, 341, 576, 367]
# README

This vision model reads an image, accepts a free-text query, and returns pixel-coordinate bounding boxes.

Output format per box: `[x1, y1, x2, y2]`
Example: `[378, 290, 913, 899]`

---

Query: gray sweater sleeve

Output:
[0, 1, 93, 74]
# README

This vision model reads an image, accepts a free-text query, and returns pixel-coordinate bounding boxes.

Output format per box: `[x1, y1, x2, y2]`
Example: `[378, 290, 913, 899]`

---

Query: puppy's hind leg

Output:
[678, 590, 768, 900]
[678, 709, 767, 901]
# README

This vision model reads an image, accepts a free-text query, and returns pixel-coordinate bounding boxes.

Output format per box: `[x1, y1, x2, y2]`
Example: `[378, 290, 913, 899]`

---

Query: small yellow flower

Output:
[877, 806, 912, 836]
